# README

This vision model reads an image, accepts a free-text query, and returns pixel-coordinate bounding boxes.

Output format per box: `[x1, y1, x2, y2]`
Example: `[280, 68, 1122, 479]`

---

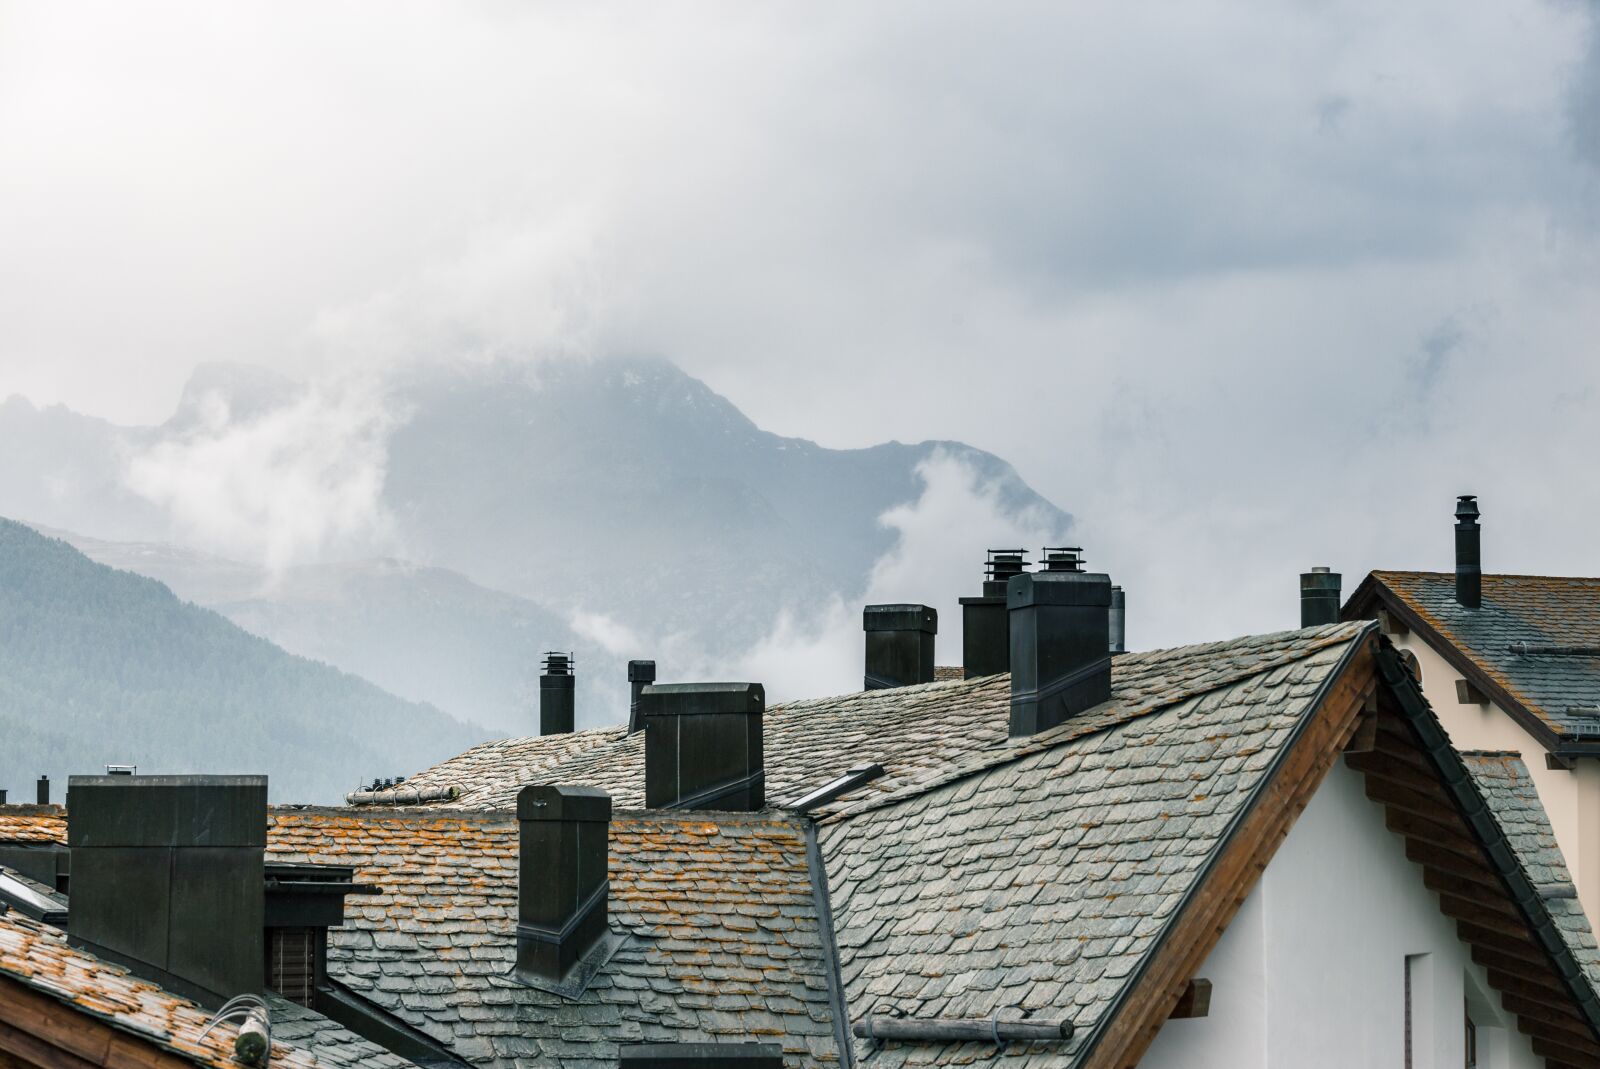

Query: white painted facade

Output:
[1387, 625, 1600, 930]
[1142, 759, 1541, 1069]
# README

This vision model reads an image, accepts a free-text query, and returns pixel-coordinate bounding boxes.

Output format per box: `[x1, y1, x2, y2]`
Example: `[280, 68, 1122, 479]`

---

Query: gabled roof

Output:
[0, 909, 419, 1069]
[1346, 571, 1600, 748]
[387, 624, 1365, 815]
[263, 808, 844, 1068]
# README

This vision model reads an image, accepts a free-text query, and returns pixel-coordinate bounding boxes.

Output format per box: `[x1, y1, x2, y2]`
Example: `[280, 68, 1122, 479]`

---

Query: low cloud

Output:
[122, 379, 400, 574]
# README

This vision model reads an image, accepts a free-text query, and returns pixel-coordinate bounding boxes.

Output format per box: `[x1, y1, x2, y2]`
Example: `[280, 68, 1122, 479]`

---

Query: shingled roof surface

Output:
[0, 806, 64, 843]
[393, 623, 1367, 816]
[1362, 571, 1600, 740]
[0, 910, 419, 1069]
[1460, 751, 1600, 989]
[263, 807, 842, 1068]
[816, 625, 1369, 1066]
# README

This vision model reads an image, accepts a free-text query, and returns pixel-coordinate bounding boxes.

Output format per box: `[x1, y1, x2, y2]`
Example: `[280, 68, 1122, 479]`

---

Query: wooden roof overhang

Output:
[1080, 633, 1600, 1069]
[0, 973, 197, 1069]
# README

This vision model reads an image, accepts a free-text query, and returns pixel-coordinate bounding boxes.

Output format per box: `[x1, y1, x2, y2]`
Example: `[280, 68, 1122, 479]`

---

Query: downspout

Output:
[804, 819, 855, 1069]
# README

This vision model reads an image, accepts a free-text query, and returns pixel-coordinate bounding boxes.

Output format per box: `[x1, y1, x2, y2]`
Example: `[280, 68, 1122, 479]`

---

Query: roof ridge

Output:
[1373, 569, 1600, 583]
[817, 622, 1376, 825]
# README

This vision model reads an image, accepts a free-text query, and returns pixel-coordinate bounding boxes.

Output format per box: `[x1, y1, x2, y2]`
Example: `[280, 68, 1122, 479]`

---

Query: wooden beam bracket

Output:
[1168, 979, 1212, 1020]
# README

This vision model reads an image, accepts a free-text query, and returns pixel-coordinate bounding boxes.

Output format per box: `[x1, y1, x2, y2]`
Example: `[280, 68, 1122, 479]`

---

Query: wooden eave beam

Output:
[0, 975, 197, 1069]
[1167, 979, 1211, 1020]
[1404, 841, 1500, 888]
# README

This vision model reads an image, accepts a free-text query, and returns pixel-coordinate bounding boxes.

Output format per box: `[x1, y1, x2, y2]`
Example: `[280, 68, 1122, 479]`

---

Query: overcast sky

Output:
[2, 1, 1597, 650]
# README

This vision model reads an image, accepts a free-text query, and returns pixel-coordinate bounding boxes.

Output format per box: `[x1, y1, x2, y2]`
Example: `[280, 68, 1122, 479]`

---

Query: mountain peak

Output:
[170, 362, 303, 428]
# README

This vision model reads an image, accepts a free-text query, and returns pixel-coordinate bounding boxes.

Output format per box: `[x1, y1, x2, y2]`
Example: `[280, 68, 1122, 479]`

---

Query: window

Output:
[1464, 1000, 1477, 1068]
[267, 927, 317, 1007]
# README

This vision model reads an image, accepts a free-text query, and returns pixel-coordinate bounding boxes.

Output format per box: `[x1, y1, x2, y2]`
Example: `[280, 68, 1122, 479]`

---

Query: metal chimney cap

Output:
[640, 681, 764, 716]
[863, 604, 938, 633]
[628, 660, 657, 683]
[517, 783, 612, 823]
[1040, 547, 1086, 573]
[542, 651, 574, 674]
[1007, 569, 1112, 608]
[1456, 495, 1480, 522]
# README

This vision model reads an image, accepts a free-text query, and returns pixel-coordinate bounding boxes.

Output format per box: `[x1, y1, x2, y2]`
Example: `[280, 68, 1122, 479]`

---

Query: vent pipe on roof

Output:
[66, 774, 266, 1009]
[1456, 495, 1481, 609]
[540, 652, 575, 736]
[863, 604, 937, 690]
[35, 776, 48, 806]
[960, 550, 1028, 678]
[1300, 567, 1342, 627]
[641, 683, 764, 811]
[627, 660, 656, 734]
[1007, 548, 1112, 738]
[515, 784, 611, 986]
[1108, 585, 1127, 654]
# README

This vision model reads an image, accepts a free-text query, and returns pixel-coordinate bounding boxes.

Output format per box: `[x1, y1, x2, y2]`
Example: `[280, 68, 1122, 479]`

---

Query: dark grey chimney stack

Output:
[515, 784, 611, 985]
[627, 660, 657, 734]
[1456, 495, 1481, 609]
[641, 683, 764, 811]
[959, 550, 1028, 678]
[67, 774, 266, 1009]
[35, 776, 48, 806]
[1108, 585, 1127, 654]
[863, 604, 937, 689]
[1007, 548, 1113, 738]
[1300, 567, 1342, 627]
[540, 652, 575, 736]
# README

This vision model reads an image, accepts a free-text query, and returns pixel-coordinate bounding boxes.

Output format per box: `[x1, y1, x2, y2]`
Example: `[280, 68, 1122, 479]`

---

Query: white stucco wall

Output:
[1141, 759, 1541, 1069]
[1389, 628, 1600, 929]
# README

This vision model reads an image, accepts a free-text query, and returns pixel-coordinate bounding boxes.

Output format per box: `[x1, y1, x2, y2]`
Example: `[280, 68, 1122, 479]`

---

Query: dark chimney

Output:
[620, 1044, 784, 1069]
[540, 652, 575, 736]
[67, 774, 266, 1009]
[959, 550, 1028, 678]
[1008, 548, 1112, 738]
[1300, 567, 1342, 627]
[627, 660, 657, 734]
[515, 784, 611, 985]
[1456, 495, 1481, 609]
[863, 604, 937, 689]
[641, 683, 764, 811]
[0, 789, 7, 806]
[1108, 585, 1127, 654]
[35, 776, 48, 806]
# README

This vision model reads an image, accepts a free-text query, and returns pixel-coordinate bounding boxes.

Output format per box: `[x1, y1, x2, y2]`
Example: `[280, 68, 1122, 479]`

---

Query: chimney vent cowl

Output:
[1299, 567, 1342, 627]
[515, 784, 613, 986]
[66, 774, 266, 1009]
[540, 652, 576, 736]
[863, 604, 938, 690]
[1007, 560, 1113, 738]
[1455, 495, 1481, 609]
[35, 776, 48, 806]
[627, 660, 657, 734]
[960, 550, 1030, 678]
[641, 683, 765, 811]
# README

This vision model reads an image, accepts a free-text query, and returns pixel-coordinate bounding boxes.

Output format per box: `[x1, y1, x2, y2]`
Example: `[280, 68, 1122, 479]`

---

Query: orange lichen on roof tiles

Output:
[0, 807, 65, 844]
[0, 911, 330, 1069]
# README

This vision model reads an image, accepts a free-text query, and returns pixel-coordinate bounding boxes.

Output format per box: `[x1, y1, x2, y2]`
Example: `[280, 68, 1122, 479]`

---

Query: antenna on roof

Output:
[198, 993, 272, 1067]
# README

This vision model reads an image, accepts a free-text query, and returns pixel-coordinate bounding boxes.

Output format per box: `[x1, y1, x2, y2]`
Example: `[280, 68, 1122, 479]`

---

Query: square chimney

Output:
[515, 784, 612, 987]
[641, 683, 765, 811]
[863, 604, 937, 689]
[1008, 550, 1113, 737]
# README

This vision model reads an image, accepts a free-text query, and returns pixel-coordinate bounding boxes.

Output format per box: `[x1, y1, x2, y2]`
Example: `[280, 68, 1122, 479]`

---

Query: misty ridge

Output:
[0, 355, 1070, 792]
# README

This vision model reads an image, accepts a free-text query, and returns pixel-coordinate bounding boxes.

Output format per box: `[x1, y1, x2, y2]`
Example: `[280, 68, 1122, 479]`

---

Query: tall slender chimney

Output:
[959, 550, 1028, 678]
[1008, 548, 1112, 738]
[540, 652, 575, 736]
[67, 774, 266, 1009]
[641, 683, 764, 811]
[515, 784, 611, 984]
[1456, 495, 1481, 609]
[35, 776, 48, 806]
[627, 660, 657, 734]
[863, 605, 937, 689]
[1300, 567, 1342, 627]
[1108, 585, 1127, 654]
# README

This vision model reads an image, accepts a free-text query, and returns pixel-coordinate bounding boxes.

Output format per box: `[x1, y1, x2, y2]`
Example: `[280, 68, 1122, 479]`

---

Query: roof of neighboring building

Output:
[387, 624, 1366, 815]
[1460, 751, 1600, 988]
[263, 807, 843, 1069]
[0, 805, 64, 843]
[1347, 571, 1600, 747]
[0, 910, 420, 1069]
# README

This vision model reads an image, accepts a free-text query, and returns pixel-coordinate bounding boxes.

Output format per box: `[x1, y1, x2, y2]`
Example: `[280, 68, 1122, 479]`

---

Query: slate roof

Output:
[0, 909, 419, 1069]
[1460, 751, 1600, 990]
[263, 807, 843, 1068]
[1351, 571, 1600, 744]
[391, 623, 1367, 816]
[0, 805, 64, 843]
[816, 627, 1368, 1066]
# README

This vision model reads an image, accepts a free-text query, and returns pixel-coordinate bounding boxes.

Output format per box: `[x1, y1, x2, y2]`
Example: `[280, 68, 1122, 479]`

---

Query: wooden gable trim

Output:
[0, 975, 199, 1069]
[1079, 635, 1379, 1069]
